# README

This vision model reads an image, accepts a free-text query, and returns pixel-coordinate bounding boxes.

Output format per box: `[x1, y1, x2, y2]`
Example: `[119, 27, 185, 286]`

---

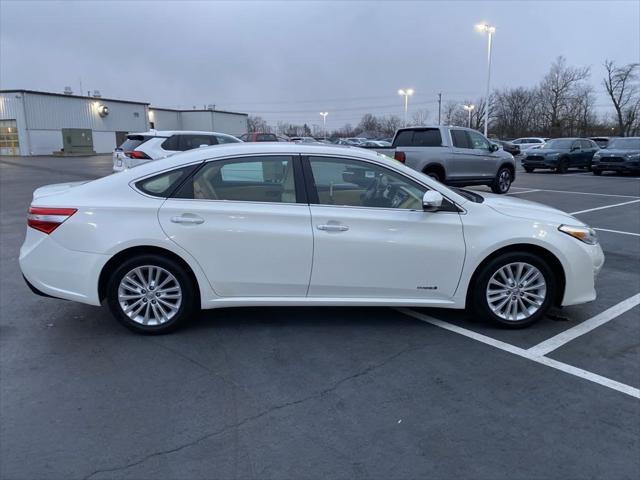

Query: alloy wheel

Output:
[118, 265, 182, 326]
[485, 262, 547, 322]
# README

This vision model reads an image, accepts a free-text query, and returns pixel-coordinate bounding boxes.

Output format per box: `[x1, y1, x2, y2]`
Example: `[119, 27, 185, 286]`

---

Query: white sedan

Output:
[20, 144, 604, 334]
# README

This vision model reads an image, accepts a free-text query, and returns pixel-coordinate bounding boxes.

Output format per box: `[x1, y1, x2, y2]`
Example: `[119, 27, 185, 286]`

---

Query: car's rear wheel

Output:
[106, 254, 196, 334]
[524, 166, 534, 173]
[471, 252, 556, 328]
[491, 167, 513, 194]
[593, 169, 602, 176]
[424, 170, 443, 182]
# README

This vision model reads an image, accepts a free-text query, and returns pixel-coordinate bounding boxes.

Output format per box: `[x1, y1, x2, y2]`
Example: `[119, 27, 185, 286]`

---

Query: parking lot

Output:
[1, 155, 638, 479]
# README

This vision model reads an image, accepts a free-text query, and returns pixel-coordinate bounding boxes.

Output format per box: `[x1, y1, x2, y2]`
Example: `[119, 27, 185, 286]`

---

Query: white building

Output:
[0, 89, 248, 156]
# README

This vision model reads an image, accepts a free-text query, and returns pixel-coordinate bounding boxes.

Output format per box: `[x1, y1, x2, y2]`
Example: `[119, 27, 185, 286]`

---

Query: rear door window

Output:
[161, 135, 180, 151]
[451, 130, 472, 149]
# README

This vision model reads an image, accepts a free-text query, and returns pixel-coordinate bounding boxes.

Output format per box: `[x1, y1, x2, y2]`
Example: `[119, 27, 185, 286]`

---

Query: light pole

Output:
[463, 104, 475, 128]
[319, 112, 328, 139]
[475, 23, 495, 137]
[398, 88, 414, 126]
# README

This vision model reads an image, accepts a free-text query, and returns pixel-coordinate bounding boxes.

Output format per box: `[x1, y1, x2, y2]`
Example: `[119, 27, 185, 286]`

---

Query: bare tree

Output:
[603, 60, 640, 136]
[492, 87, 538, 138]
[247, 115, 271, 133]
[380, 115, 403, 137]
[538, 56, 590, 136]
[410, 109, 430, 126]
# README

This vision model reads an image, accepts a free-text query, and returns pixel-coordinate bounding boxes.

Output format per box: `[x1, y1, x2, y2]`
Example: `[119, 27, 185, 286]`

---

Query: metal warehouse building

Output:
[0, 89, 248, 156]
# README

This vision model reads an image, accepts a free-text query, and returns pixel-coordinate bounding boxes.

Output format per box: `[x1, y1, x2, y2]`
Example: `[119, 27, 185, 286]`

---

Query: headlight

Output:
[559, 225, 599, 245]
[627, 153, 640, 160]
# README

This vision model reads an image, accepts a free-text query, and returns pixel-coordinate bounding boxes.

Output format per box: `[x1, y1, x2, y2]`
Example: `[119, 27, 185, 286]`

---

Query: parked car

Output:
[494, 140, 521, 156]
[511, 137, 546, 153]
[290, 137, 321, 144]
[20, 143, 603, 333]
[374, 126, 516, 194]
[522, 138, 600, 173]
[361, 140, 392, 147]
[590, 137, 611, 148]
[239, 132, 282, 142]
[113, 130, 241, 172]
[591, 137, 640, 175]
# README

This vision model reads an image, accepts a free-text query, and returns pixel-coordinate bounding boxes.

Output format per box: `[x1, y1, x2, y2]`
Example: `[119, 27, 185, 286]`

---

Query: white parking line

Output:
[570, 199, 640, 215]
[507, 189, 541, 195]
[527, 294, 640, 357]
[594, 228, 640, 238]
[510, 187, 640, 199]
[397, 308, 640, 399]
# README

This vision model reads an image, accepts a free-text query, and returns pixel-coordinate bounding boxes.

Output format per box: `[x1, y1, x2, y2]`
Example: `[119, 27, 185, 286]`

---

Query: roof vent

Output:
[92, 90, 102, 98]
[63, 86, 73, 95]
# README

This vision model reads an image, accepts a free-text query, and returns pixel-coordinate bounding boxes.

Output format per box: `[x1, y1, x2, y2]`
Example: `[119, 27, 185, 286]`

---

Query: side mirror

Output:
[571, 145, 580, 151]
[489, 143, 499, 152]
[423, 191, 444, 212]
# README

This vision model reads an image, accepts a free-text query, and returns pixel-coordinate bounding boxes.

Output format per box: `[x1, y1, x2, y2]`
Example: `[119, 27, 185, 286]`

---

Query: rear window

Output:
[135, 165, 198, 198]
[256, 134, 277, 142]
[393, 129, 442, 147]
[119, 135, 152, 151]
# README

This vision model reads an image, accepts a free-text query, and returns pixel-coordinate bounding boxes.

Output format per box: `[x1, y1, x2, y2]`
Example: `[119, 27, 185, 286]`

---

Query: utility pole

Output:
[438, 93, 442, 125]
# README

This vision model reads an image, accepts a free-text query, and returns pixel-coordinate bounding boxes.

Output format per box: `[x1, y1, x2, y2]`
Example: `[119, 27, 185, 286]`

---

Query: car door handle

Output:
[317, 224, 349, 232]
[170, 215, 204, 225]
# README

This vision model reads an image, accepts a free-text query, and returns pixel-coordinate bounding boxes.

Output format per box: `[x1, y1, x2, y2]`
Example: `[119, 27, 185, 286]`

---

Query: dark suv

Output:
[522, 138, 599, 173]
[592, 137, 640, 175]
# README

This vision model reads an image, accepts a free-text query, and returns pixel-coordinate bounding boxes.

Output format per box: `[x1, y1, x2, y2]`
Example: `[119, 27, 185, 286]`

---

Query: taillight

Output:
[394, 151, 406, 163]
[27, 207, 77, 234]
[125, 150, 151, 159]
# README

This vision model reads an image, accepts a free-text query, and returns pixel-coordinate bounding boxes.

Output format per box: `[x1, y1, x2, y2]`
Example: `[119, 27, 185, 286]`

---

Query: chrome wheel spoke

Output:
[118, 265, 182, 326]
[486, 262, 547, 322]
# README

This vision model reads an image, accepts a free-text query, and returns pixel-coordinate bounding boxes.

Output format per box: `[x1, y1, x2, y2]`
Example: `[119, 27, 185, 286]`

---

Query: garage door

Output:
[0, 120, 19, 156]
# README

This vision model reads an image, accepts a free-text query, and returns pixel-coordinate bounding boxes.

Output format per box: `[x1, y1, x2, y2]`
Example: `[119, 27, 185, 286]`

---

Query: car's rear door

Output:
[158, 154, 313, 297]
[303, 155, 465, 300]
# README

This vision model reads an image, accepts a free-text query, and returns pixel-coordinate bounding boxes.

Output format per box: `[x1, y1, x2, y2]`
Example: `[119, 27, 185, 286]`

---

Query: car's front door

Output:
[304, 156, 466, 300]
[158, 155, 313, 297]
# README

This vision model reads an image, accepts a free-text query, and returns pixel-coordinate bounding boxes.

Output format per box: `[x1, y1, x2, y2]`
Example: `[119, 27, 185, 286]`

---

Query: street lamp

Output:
[463, 104, 475, 128]
[475, 23, 495, 137]
[398, 88, 414, 126]
[319, 112, 328, 139]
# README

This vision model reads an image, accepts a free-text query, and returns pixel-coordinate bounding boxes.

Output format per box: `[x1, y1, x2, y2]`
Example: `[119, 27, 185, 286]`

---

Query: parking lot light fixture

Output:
[463, 104, 475, 128]
[398, 89, 414, 126]
[475, 23, 495, 137]
[320, 112, 328, 138]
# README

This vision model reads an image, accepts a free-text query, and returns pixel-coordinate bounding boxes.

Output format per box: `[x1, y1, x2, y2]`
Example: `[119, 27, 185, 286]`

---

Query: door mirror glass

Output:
[422, 191, 443, 212]
[489, 143, 499, 152]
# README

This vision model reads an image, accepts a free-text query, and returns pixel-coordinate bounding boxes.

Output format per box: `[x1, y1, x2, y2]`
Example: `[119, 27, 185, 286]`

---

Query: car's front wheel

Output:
[106, 254, 197, 334]
[471, 252, 556, 328]
[593, 169, 602, 176]
[491, 167, 513, 194]
[524, 166, 534, 173]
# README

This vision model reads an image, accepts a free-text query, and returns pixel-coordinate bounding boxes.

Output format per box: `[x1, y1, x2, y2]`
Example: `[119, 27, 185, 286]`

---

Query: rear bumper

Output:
[19, 228, 108, 306]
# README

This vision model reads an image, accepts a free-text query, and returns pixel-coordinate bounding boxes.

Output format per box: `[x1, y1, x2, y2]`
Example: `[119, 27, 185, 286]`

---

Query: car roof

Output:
[128, 130, 235, 137]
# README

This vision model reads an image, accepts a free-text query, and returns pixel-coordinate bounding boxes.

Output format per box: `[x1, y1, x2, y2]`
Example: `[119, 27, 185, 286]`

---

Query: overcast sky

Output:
[1, 0, 639, 129]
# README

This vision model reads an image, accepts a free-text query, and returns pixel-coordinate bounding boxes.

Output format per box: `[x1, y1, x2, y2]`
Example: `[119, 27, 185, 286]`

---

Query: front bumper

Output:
[522, 157, 558, 168]
[592, 161, 640, 173]
[561, 241, 605, 307]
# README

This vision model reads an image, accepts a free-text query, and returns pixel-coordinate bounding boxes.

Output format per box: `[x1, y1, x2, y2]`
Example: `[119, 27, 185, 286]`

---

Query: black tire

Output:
[106, 254, 197, 334]
[470, 252, 556, 328]
[490, 167, 513, 194]
[524, 167, 534, 173]
[593, 169, 602, 176]
[424, 170, 443, 182]
[556, 157, 568, 174]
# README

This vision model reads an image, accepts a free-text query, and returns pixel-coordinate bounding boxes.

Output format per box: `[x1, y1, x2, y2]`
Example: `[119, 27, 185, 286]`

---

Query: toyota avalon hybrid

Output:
[20, 144, 604, 334]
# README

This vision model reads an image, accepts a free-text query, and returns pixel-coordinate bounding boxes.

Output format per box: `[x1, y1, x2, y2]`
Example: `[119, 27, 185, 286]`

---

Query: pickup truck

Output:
[370, 126, 516, 194]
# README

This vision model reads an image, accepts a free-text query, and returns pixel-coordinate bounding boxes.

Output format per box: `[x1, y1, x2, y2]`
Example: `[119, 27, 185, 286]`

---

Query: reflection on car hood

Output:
[529, 149, 565, 156]
[478, 192, 584, 225]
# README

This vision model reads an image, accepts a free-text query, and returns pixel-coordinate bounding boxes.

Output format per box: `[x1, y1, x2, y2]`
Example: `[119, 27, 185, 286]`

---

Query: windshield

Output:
[542, 139, 573, 149]
[607, 138, 640, 150]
